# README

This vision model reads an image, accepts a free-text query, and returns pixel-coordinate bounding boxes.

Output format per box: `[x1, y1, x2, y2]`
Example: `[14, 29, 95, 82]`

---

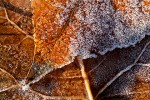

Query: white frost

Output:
[61, 0, 150, 59]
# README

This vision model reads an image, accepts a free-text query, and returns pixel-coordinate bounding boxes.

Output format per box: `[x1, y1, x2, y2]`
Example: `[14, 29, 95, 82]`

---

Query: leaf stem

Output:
[77, 56, 94, 100]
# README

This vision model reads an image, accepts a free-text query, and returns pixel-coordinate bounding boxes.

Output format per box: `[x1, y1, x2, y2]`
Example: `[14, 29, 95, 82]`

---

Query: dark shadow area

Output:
[0, 0, 32, 17]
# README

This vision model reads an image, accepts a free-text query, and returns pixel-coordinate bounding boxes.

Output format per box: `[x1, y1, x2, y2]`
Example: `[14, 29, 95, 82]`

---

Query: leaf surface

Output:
[0, 0, 149, 100]
[32, 0, 150, 67]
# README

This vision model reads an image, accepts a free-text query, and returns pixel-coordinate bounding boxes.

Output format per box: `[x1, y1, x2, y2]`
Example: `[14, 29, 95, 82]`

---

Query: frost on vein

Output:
[33, 0, 150, 67]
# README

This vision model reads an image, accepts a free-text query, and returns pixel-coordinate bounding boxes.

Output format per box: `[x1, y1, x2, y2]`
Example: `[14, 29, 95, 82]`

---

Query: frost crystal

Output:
[19, 80, 29, 91]
[33, 0, 150, 67]
[61, 0, 150, 59]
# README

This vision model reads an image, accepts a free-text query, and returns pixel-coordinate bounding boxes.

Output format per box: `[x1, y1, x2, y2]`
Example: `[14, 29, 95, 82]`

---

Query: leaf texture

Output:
[84, 36, 150, 100]
[32, 0, 150, 67]
[0, 0, 150, 100]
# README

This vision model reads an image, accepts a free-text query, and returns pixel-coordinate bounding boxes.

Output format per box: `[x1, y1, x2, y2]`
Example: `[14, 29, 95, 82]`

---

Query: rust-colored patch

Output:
[112, 0, 150, 14]
[32, 0, 75, 67]
[112, 0, 128, 12]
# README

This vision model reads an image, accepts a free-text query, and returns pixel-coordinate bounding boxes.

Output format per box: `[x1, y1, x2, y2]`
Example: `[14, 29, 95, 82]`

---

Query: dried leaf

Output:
[0, 0, 34, 88]
[84, 36, 150, 100]
[32, 0, 76, 67]
[0, 0, 150, 100]
[32, 0, 150, 67]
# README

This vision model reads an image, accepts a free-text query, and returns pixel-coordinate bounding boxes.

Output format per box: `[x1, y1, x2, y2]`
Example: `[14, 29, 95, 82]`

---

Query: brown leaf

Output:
[84, 36, 150, 100]
[32, 0, 150, 68]
[0, 0, 34, 86]
[32, 0, 76, 67]
[0, 0, 150, 100]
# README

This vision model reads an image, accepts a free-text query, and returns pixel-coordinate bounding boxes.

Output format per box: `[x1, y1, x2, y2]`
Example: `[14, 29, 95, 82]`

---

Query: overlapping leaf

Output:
[32, 0, 150, 67]
[0, 0, 149, 100]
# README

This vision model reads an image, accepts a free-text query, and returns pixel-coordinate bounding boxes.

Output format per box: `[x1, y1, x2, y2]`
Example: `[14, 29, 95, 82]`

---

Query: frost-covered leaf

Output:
[70, 0, 150, 59]
[32, 0, 76, 67]
[0, 0, 150, 100]
[32, 0, 150, 67]
[0, 0, 89, 99]
[0, 68, 17, 92]
[84, 36, 150, 99]
[30, 61, 88, 99]
[0, 0, 34, 92]
[0, 87, 44, 100]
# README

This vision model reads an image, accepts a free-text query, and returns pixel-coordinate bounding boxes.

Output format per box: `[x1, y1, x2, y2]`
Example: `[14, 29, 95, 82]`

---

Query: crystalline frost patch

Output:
[62, 0, 150, 59]
[33, 0, 150, 67]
